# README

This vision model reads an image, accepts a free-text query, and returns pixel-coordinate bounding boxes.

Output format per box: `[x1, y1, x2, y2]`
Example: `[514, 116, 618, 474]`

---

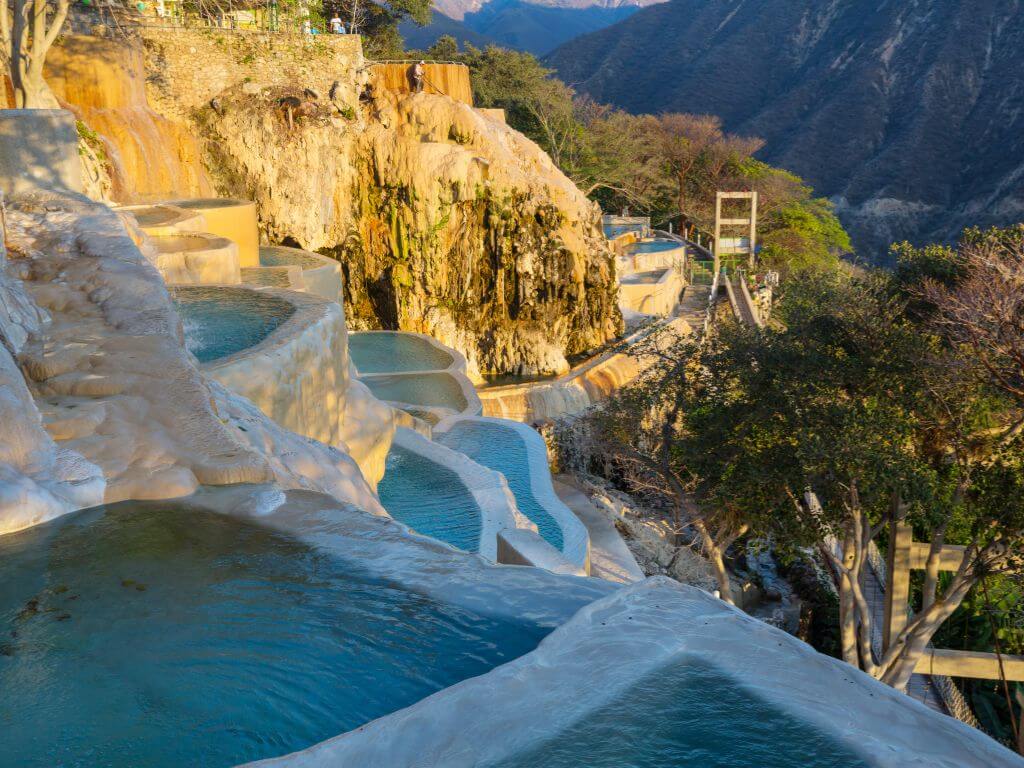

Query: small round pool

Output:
[0, 501, 548, 767]
[349, 331, 454, 374]
[628, 238, 683, 254]
[172, 286, 295, 364]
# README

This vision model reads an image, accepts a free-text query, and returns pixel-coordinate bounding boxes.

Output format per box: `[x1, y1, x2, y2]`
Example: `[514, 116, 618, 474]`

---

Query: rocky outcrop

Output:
[199, 86, 621, 375]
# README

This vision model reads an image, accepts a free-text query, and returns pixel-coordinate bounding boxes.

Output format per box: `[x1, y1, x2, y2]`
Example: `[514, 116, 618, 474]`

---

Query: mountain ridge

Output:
[547, 0, 1024, 258]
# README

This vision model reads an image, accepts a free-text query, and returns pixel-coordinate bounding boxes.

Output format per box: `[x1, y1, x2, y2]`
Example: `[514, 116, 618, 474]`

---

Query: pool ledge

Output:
[244, 579, 1023, 768]
[435, 415, 590, 570]
[196, 286, 349, 448]
[392, 427, 534, 560]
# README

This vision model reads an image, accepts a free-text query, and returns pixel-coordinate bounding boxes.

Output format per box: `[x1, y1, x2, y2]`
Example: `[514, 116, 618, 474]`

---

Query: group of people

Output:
[301, 17, 352, 35]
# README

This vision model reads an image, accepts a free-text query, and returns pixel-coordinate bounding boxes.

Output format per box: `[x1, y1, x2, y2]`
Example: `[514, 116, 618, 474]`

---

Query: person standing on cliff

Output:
[411, 61, 426, 93]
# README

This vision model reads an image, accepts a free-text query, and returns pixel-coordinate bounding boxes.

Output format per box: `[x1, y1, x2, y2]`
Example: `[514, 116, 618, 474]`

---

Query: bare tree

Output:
[2, 0, 69, 108]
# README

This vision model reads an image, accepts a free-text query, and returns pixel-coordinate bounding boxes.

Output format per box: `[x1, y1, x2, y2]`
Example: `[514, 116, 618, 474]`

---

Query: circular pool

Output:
[628, 238, 683, 254]
[172, 286, 295, 363]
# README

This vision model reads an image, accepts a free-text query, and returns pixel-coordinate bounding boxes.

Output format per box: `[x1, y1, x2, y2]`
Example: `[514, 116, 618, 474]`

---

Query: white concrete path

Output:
[553, 475, 645, 584]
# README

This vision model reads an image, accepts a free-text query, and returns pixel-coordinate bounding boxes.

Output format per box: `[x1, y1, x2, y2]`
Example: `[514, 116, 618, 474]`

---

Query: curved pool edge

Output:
[240, 578, 1023, 768]
[391, 426, 535, 560]
[187, 484, 612, 623]
[434, 415, 590, 570]
[191, 285, 350, 448]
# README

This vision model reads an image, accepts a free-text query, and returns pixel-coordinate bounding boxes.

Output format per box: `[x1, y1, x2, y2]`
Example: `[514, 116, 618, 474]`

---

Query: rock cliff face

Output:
[198, 86, 619, 376]
[55, 31, 621, 376]
[548, 0, 1024, 259]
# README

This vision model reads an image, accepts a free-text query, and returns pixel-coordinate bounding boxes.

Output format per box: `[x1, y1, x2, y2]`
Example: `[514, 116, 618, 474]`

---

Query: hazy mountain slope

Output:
[460, 0, 641, 55]
[400, 14, 499, 51]
[547, 0, 1024, 259]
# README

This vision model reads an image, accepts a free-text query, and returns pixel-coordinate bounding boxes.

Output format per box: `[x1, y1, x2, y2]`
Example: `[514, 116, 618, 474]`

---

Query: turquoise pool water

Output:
[349, 332, 454, 374]
[362, 371, 468, 412]
[0, 502, 548, 768]
[378, 445, 482, 551]
[491, 658, 869, 768]
[628, 238, 682, 254]
[438, 421, 564, 551]
[259, 245, 326, 269]
[173, 286, 294, 364]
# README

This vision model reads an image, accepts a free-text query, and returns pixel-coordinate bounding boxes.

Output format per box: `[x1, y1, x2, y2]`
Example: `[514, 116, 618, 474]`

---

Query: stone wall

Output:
[138, 29, 364, 121]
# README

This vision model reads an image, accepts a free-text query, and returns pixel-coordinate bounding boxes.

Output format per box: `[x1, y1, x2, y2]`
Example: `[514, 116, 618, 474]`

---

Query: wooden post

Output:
[748, 190, 758, 270]
[712, 192, 723, 278]
[884, 518, 913, 651]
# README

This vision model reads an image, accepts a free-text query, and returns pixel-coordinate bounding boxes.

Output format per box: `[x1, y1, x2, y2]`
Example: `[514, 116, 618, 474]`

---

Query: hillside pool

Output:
[173, 286, 294, 364]
[0, 501, 549, 768]
[628, 238, 683, 254]
[361, 371, 468, 413]
[377, 445, 483, 551]
[438, 420, 564, 552]
[349, 331, 454, 375]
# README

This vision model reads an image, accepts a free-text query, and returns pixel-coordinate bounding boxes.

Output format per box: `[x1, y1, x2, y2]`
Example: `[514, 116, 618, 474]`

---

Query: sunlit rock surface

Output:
[0, 193, 381, 533]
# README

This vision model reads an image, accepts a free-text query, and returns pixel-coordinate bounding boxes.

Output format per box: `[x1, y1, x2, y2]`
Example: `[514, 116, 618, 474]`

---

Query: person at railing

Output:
[330, 16, 346, 33]
[411, 60, 425, 93]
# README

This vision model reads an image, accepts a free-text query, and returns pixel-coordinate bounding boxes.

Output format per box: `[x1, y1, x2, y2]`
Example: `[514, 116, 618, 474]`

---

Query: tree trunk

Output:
[693, 519, 734, 606]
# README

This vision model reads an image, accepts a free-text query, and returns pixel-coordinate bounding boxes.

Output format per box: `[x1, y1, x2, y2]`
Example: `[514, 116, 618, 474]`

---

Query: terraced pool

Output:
[361, 371, 469, 413]
[349, 331, 454, 375]
[378, 445, 482, 552]
[173, 286, 294, 363]
[437, 420, 564, 552]
[628, 238, 683, 254]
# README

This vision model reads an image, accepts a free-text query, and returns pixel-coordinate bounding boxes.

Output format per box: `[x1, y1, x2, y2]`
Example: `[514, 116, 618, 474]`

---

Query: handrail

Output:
[368, 59, 469, 67]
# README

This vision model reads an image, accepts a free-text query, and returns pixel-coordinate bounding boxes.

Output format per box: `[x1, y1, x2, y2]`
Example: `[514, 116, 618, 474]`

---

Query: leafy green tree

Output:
[690, 269, 1024, 690]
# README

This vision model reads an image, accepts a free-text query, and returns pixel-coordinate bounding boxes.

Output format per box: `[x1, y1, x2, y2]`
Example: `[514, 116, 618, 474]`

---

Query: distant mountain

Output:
[410, 0, 660, 56]
[400, 14, 499, 51]
[547, 0, 1024, 259]
[435, 0, 653, 22]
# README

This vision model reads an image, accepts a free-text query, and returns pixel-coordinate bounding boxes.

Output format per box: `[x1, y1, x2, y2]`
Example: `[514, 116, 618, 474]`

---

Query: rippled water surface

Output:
[173, 286, 294, 363]
[491, 658, 869, 768]
[378, 445, 483, 551]
[0, 504, 548, 768]
[438, 421, 564, 551]
[349, 331, 454, 374]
